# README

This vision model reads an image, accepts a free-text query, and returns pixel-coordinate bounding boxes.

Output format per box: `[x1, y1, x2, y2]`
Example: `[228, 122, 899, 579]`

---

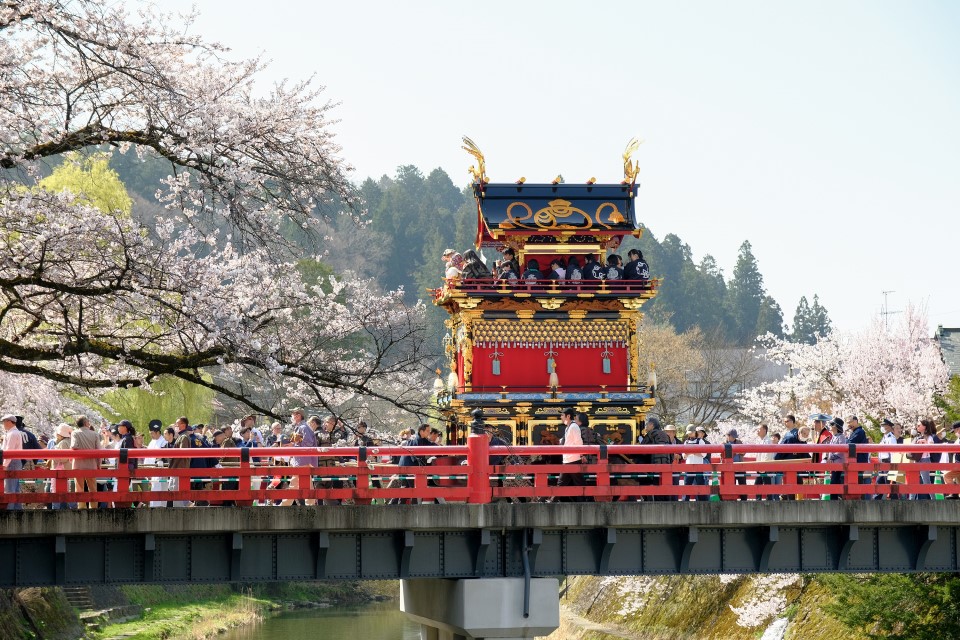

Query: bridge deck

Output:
[2, 502, 958, 587]
[1, 501, 958, 535]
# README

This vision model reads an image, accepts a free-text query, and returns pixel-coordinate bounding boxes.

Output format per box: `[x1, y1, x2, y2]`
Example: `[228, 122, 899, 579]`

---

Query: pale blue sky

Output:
[160, 1, 960, 332]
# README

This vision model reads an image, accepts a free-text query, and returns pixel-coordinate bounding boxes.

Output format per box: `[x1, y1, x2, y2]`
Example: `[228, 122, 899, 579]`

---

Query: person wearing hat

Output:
[445, 252, 464, 280]
[2, 414, 26, 509]
[114, 420, 139, 508]
[683, 425, 708, 501]
[810, 414, 832, 463]
[441, 248, 455, 269]
[822, 418, 848, 495]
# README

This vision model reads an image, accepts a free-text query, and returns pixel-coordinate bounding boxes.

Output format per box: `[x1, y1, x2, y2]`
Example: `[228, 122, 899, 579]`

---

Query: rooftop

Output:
[936, 326, 960, 377]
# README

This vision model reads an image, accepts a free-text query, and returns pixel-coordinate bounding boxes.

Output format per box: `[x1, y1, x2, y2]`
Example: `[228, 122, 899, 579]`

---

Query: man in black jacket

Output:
[641, 417, 672, 501]
[392, 423, 438, 504]
[846, 415, 871, 499]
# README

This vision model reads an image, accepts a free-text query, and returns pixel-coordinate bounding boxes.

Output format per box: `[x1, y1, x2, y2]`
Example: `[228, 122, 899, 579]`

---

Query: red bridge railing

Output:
[1, 440, 958, 507]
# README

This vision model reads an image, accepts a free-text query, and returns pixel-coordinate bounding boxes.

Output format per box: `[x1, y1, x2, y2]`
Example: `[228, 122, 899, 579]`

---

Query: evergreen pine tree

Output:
[756, 295, 785, 339]
[809, 294, 833, 338]
[726, 240, 766, 345]
[790, 294, 832, 344]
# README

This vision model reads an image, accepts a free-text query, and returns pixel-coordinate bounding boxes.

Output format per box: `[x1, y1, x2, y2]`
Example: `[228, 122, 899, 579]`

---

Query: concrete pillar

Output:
[401, 577, 560, 640]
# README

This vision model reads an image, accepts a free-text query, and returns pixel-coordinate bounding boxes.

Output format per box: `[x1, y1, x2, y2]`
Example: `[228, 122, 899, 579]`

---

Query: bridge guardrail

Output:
[1, 440, 958, 507]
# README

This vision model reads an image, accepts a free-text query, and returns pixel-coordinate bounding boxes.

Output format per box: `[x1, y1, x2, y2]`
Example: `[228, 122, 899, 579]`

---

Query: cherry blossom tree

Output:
[0, 1, 429, 418]
[0, 371, 95, 435]
[737, 306, 948, 427]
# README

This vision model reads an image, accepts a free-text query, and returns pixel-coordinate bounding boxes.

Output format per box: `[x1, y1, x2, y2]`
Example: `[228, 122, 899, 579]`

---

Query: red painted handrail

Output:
[1, 440, 957, 506]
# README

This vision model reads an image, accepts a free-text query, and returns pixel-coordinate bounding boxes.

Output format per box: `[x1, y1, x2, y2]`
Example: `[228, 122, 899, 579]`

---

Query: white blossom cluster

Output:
[736, 307, 948, 426]
[0, 370, 95, 435]
[597, 575, 661, 617]
[728, 574, 800, 628]
[0, 1, 429, 418]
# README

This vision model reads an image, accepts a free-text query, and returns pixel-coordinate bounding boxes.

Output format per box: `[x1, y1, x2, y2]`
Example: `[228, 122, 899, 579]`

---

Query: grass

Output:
[95, 588, 267, 640]
[94, 582, 397, 640]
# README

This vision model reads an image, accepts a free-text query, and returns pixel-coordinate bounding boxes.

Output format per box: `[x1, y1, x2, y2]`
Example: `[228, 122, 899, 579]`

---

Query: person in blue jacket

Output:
[846, 415, 871, 499]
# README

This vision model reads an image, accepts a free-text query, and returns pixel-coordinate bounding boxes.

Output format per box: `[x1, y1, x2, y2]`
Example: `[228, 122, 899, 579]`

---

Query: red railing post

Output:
[594, 445, 610, 502]
[237, 448, 253, 507]
[720, 443, 734, 500]
[467, 434, 491, 504]
[355, 447, 372, 505]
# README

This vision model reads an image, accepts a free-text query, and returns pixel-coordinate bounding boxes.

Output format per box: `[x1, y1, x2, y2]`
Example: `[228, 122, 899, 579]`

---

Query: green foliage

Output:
[790, 294, 833, 344]
[756, 295, 785, 339]
[297, 258, 336, 295]
[344, 166, 790, 353]
[355, 167, 473, 354]
[39, 152, 132, 215]
[821, 573, 960, 640]
[726, 240, 767, 345]
[934, 375, 960, 425]
[94, 375, 215, 430]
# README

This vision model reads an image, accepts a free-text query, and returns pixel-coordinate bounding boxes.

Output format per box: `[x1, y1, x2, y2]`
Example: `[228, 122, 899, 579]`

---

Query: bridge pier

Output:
[400, 577, 559, 640]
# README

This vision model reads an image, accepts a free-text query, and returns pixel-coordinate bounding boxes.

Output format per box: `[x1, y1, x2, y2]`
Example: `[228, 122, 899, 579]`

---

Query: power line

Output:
[881, 290, 901, 331]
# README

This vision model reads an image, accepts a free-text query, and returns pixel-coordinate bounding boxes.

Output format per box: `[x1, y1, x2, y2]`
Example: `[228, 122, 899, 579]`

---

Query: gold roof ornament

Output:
[462, 136, 488, 184]
[622, 137, 643, 185]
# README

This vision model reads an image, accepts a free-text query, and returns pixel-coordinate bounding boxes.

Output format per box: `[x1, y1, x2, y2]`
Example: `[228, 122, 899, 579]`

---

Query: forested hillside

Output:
[109, 155, 831, 355]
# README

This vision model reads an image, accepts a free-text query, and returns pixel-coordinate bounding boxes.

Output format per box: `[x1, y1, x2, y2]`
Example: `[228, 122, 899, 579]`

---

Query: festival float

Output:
[433, 138, 660, 446]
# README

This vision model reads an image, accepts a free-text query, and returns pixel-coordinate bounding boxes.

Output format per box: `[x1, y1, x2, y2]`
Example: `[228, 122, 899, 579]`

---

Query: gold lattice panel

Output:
[473, 320, 631, 347]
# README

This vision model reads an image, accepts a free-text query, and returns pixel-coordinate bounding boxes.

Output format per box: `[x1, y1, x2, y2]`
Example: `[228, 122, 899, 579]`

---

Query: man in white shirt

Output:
[557, 407, 584, 501]
[2, 414, 26, 510]
[754, 423, 777, 500]
[144, 422, 168, 507]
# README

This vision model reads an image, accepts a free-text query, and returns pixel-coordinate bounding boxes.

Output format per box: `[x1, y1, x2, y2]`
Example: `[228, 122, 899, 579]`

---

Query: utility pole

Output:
[881, 290, 900, 331]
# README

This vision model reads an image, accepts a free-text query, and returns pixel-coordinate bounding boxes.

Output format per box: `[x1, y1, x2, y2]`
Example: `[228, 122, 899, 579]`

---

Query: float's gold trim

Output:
[462, 136, 488, 184]
[501, 199, 627, 230]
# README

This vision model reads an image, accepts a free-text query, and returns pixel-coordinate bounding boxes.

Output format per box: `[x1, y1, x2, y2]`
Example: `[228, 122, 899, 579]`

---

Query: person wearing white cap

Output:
[49, 423, 74, 509]
[2, 414, 26, 510]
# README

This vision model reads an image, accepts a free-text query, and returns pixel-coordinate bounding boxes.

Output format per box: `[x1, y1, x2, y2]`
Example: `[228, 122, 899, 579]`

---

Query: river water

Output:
[219, 603, 421, 640]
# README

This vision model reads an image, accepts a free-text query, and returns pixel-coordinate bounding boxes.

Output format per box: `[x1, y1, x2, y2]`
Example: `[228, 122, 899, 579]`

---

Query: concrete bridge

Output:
[4, 501, 959, 639]
[4, 440, 960, 639]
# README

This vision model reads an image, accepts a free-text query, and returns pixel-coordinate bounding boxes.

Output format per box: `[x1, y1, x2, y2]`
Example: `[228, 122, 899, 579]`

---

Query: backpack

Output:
[581, 426, 600, 446]
[579, 426, 599, 463]
[21, 429, 42, 450]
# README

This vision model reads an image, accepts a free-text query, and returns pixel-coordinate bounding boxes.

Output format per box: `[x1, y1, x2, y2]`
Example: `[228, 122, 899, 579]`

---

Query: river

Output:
[219, 602, 421, 640]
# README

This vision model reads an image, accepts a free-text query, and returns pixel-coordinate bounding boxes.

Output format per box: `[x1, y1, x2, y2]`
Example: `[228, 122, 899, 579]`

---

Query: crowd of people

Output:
[441, 247, 651, 283]
[551, 411, 960, 502]
[3, 407, 959, 509]
[0, 409, 437, 510]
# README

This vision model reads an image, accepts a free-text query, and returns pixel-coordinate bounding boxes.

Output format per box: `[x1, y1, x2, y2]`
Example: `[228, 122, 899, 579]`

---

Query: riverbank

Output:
[544, 574, 863, 640]
[94, 582, 398, 640]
